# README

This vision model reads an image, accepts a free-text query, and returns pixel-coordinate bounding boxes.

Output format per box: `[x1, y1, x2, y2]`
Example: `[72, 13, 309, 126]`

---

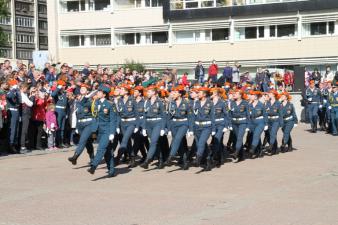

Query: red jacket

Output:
[32, 98, 47, 122]
[181, 74, 189, 86]
[208, 64, 218, 76]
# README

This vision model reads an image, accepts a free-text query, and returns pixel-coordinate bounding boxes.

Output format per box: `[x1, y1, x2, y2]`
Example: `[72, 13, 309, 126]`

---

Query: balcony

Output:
[169, 0, 310, 10]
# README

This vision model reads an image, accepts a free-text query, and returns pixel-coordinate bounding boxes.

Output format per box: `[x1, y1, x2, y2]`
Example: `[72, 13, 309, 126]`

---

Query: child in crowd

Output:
[45, 104, 58, 150]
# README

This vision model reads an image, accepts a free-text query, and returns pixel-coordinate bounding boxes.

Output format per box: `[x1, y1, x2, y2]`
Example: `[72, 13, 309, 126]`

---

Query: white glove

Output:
[75, 129, 79, 134]
[222, 128, 228, 133]
[134, 128, 139, 133]
[319, 105, 323, 109]
[293, 124, 298, 128]
[109, 134, 114, 141]
[142, 129, 147, 137]
[229, 127, 233, 131]
[328, 106, 332, 110]
[160, 130, 165, 136]
[116, 128, 120, 134]
[11, 85, 18, 90]
[308, 98, 312, 101]
[167, 131, 172, 136]
[211, 131, 216, 136]
[187, 131, 194, 137]
[323, 100, 327, 104]
[245, 128, 250, 132]
[264, 125, 268, 131]
[57, 85, 63, 89]
[51, 123, 55, 128]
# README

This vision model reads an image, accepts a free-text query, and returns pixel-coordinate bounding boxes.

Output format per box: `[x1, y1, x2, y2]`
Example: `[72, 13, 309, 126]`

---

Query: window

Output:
[65, 0, 85, 12]
[270, 25, 276, 37]
[94, 0, 110, 10]
[0, 17, 11, 25]
[38, 21, 48, 30]
[277, 24, 295, 37]
[115, 0, 140, 9]
[16, 34, 35, 43]
[16, 2, 32, 12]
[258, 26, 264, 38]
[152, 32, 168, 44]
[310, 22, 326, 35]
[145, 0, 164, 7]
[17, 50, 33, 60]
[245, 27, 257, 39]
[38, 4, 47, 14]
[0, 49, 12, 58]
[39, 36, 48, 45]
[16, 16, 34, 27]
[95, 34, 111, 46]
[329, 21, 335, 34]
[175, 30, 198, 43]
[212, 28, 229, 41]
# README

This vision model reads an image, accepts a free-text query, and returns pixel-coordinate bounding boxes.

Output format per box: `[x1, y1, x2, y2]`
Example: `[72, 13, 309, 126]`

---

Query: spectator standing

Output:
[194, 61, 205, 84]
[208, 60, 218, 83]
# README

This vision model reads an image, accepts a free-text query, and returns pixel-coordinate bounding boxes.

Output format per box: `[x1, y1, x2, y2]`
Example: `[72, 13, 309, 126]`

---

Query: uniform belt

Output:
[8, 107, 18, 111]
[268, 116, 279, 119]
[173, 118, 188, 122]
[56, 106, 66, 109]
[146, 118, 162, 121]
[215, 118, 224, 122]
[195, 121, 211, 125]
[139, 116, 144, 119]
[232, 117, 246, 121]
[254, 116, 264, 120]
[121, 118, 136, 122]
[78, 118, 93, 123]
[284, 116, 293, 121]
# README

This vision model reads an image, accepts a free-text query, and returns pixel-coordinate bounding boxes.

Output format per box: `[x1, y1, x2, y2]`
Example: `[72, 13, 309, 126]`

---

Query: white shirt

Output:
[20, 92, 33, 107]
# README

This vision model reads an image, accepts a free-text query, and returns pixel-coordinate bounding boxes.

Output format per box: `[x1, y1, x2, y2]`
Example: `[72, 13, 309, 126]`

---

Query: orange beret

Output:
[134, 86, 144, 91]
[57, 80, 66, 86]
[198, 87, 210, 92]
[171, 85, 185, 92]
[80, 83, 90, 89]
[8, 79, 18, 86]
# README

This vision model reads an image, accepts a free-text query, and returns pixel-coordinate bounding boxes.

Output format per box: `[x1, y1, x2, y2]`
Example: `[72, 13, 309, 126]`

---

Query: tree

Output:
[0, 0, 9, 48]
[123, 59, 145, 73]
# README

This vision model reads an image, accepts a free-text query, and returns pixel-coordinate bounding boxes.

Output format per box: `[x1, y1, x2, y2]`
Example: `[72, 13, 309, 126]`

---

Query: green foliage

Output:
[123, 59, 145, 73]
[0, 0, 9, 48]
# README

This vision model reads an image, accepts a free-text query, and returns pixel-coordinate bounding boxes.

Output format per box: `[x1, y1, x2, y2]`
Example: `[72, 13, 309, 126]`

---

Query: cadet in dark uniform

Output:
[279, 92, 298, 152]
[328, 82, 338, 136]
[87, 85, 117, 177]
[68, 84, 97, 165]
[210, 87, 229, 168]
[305, 80, 321, 133]
[115, 84, 140, 168]
[229, 89, 250, 163]
[248, 91, 268, 158]
[164, 85, 192, 170]
[140, 86, 166, 169]
[51, 80, 69, 147]
[192, 87, 215, 170]
[6, 79, 21, 153]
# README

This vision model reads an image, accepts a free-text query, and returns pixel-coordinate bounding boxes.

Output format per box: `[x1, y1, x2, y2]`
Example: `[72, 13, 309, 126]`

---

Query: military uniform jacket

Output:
[305, 87, 321, 104]
[213, 98, 230, 128]
[329, 91, 338, 108]
[249, 101, 268, 126]
[6, 88, 21, 109]
[94, 98, 117, 135]
[280, 102, 298, 124]
[116, 96, 140, 128]
[135, 97, 145, 129]
[229, 100, 250, 125]
[51, 88, 68, 112]
[76, 96, 93, 121]
[143, 97, 166, 130]
[193, 98, 216, 132]
[266, 100, 283, 127]
[168, 98, 193, 131]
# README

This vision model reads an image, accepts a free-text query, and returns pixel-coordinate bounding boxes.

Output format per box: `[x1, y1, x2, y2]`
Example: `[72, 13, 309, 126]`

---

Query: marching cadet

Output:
[140, 86, 166, 169]
[319, 82, 329, 131]
[187, 88, 199, 162]
[210, 87, 229, 168]
[51, 80, 69, 148]
[305, 80, 322, 133]
[68, 84, 97, 165]
[328, 82, 338, 136]
[87, 85, 117, 177]
[6, 79, 21, 153]
[229, 89, 250, 163]
[279, 92, 298, 152]
[164, 85, 192, 170]
[248, 91, 268, 158]
[192, 87, 215, 170]
[115, 84, 139, 168]
[132, 86, 148, 163]
[266, 90, 283, 155]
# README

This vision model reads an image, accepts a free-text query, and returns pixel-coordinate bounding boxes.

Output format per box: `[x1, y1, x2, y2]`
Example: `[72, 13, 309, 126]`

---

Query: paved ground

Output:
[0, 124, 338, 225]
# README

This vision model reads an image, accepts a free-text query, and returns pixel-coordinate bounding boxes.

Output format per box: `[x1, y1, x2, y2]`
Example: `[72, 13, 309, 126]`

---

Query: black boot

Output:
[163, 156, 174, 167]
[114, 150, 123, 166]
[193, 155, 202, 167]
[9, 145, 18, 154]
[68, 152, 79, 165]
[140, 159, 151, 169]
[205, 158, 212, 171]
[128, 156, 137, 168]
[107, 170, 116, 178]
[87, 166, 96, 175]
[280, 140, 286, 153]
[249, 146, 256, 158]
[157, 160, 164, 169]
[287, 138, 293, 152]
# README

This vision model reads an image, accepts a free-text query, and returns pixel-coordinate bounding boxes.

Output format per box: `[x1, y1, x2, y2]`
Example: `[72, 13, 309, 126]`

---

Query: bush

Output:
[123, 59, 145, 73]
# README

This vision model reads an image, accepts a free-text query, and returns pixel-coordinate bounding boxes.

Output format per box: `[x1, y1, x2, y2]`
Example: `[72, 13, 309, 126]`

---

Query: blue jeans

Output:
[8, 109, 19, 145]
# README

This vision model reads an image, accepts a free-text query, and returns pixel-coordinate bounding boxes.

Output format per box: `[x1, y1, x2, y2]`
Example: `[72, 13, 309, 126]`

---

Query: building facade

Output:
[47, 0, 338, 73]
[0, 0, 48, 60]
